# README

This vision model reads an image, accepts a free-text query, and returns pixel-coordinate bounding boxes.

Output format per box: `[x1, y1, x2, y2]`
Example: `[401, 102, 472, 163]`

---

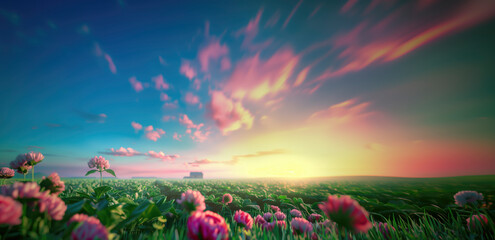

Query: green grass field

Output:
[2, 175, 495, 239]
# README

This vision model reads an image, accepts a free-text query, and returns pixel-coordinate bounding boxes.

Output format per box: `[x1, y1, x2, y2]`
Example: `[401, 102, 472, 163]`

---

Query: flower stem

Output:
[100, 169, 103, 186]
[23, 173, 26, 181]
[32, 166, 35, 182]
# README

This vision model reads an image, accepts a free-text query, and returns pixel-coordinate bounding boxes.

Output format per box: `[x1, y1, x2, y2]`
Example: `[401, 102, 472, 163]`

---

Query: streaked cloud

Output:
[225, 48, 299, 100]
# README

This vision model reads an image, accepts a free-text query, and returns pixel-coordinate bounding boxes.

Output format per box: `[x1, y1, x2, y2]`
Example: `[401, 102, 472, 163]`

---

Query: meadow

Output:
[2, 174, 495, 239]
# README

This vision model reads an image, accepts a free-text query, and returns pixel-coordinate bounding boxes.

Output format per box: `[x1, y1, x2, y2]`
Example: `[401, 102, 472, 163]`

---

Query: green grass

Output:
[1, 176, 495, 239]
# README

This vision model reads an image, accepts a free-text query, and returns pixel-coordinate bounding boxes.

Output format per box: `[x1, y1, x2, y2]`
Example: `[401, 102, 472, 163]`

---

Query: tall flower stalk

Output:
[25, 152, 44, 182]
[86, 156, 116, 186]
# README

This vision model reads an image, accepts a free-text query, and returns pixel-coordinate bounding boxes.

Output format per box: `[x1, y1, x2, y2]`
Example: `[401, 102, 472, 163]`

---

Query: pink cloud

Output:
[104, 54, 117, 74]
[173, 132, 182, 141]
[220, 57, 231, 71]
[179, 114, 203, 129]
[160, 92, 170, 101]
[340, 0, 358, 14]
[147, 151, 179, 161]
[191, 129, 210, 142]
[129, 77, 144, 92]
[138, 124, 166, 141]
[163, 100, 178, 109]
[282, 0, 303, 29]
[198, 40, 229, 72]
[184, 92, 200, 105]
[225, 48, 299, 100]
[131, 121, 142, 132]
[162, 115, 176, 122]
[207, 91, 254, 135]
[265, 10, 280, 28]
[313, 0, 495, 82]
[236, 9, 273, 51]
[151, 74, 169, 90]
[180, 60, 197, 80]
[145, 130, 165, 141]
[309, 4, 322, 18]
[105, 147, 141, 157]
[158, 56, 167, 65]
[308, 98, 375, 125]
[193, 79, 201, 90]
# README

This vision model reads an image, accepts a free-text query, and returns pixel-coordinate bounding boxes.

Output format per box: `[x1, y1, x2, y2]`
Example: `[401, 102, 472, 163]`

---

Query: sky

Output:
[1, 0, 495, 179]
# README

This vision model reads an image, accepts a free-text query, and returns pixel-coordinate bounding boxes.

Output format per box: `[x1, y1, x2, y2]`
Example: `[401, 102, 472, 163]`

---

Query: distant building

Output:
[184, 172, 203, 179]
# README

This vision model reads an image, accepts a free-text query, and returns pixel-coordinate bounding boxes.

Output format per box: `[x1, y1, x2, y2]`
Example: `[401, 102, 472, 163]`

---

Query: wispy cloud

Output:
[308, 98, 375, 125]
[75, 110, 107, 123]
[235, 9, 273, 51]
[104, 54, 117, 74]
[147, 151, 179, 161]
[100, 147, 143, 156]
[313, 0, 495, 82]
[282, 0, 303, 29]
[232, 149, 287, 161]
[187, 158, 237, 167]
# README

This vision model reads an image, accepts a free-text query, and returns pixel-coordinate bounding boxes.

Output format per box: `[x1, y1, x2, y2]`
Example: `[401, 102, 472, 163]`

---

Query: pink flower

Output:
[276, 220, 287, 229]
[291, 217, 313, 236]
[1, 182, 46, 200]
[454, 191, 483, 207]
[69, 214, 109, 240]
[0, 195, 22, 225]
[290, 209, 303, 218]
[262, 221, 275, 231]
[68, 214, 90, 225]
[25, 152, 44, 166]
[234, 210, 254, 230]
[263, 212, 273, 222]
[88, 156, 110, 170]
[10, 154, 32, 174]
[39, 194, 67, 220]
[308, 213, 322, 223]
[467, 214, 489, 230]
[374, 222, 395, 239]
[319, 195, 372, 233]
[270, 205, 280, 212]
[221, 193, 233, 205]
[177, 189, 206, 213]
[187, 210, 229, 240]
[275, 211, 286, 221]
[254, 215, 266, 227]
[0, 167, 15, 179]
[311, 232, 319, 240]
[40, 172, 66, 195]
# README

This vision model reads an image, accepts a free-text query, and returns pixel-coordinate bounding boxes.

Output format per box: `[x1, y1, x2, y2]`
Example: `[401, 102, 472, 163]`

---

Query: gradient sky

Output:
[1, 0, 495, 178]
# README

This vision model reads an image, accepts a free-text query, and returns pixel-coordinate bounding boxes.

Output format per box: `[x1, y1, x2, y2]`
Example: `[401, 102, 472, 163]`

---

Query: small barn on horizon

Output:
[183, 172, 203, 179]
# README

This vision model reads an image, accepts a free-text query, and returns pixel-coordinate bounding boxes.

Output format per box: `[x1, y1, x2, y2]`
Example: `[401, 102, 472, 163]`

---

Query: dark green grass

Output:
[2, 175, 494, 239]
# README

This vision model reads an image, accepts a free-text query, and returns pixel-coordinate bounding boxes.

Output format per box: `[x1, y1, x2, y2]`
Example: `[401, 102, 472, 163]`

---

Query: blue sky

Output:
[1, 0, 495, 178]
